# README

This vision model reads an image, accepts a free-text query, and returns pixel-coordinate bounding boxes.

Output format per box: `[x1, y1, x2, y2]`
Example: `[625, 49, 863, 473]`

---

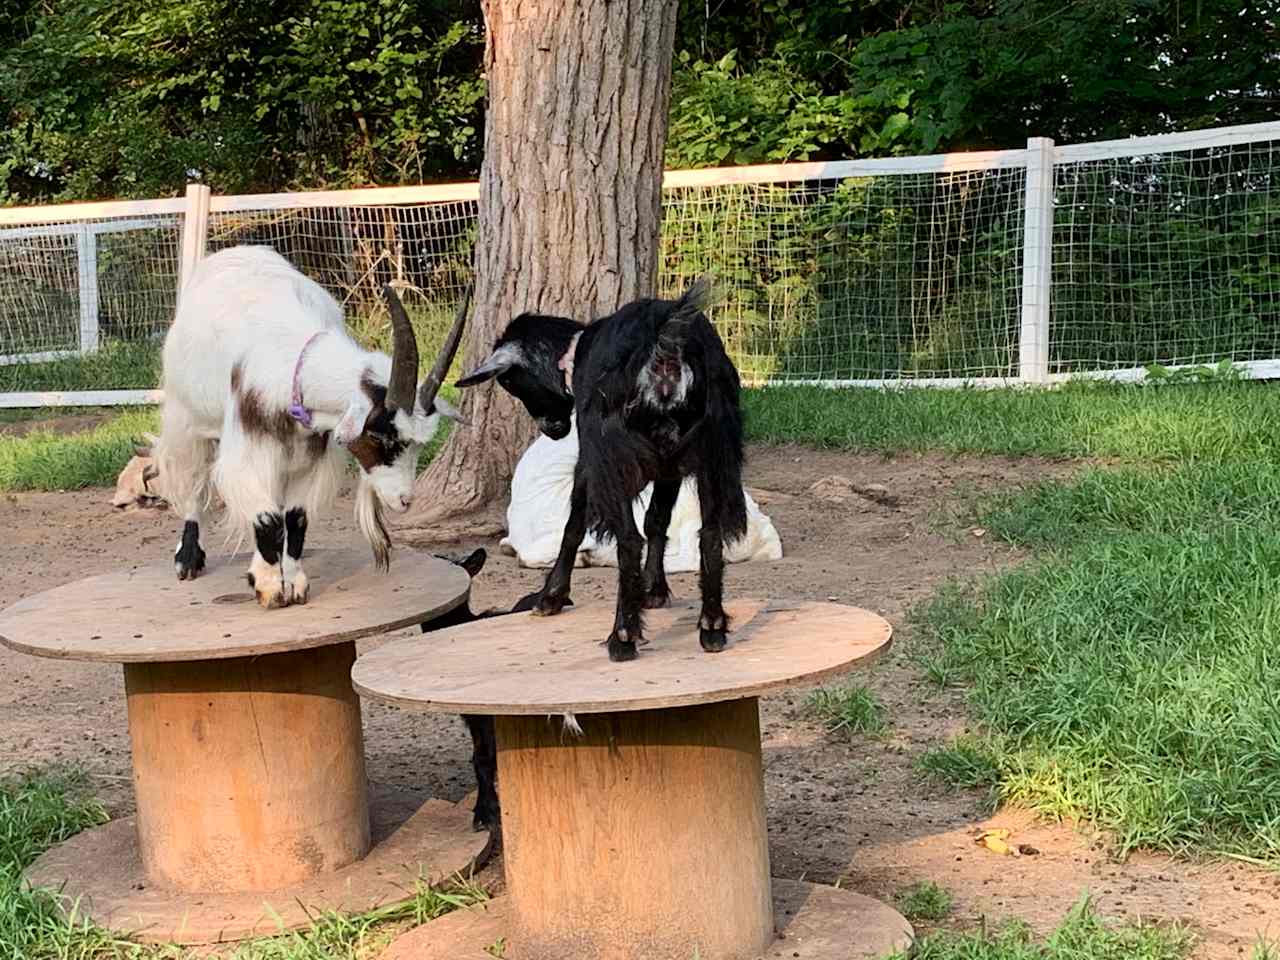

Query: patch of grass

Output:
[917, 482, 1280, 858]
[807, 683, 887, 737]
[917, 736, 1003, 790]
[743, 381, 1280, 461]
[895, 881, 953, 922]
[884, 898, 1190, 960]
[0, 409, 159, 491]
[0, 767, 488, 959]
[0, 341, 162, 394]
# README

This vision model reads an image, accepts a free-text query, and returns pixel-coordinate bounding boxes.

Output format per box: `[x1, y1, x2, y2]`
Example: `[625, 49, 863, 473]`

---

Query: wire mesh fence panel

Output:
[660, 168, 1026, 384]
[0, 213, 181, 398]
[1051, 136, 1280, 373]
[0, 226, 82, 359]
[206, 201, 477, 366]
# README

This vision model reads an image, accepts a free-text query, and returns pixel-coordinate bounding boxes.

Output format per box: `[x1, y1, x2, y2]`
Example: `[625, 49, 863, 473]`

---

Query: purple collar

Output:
[287, 332, 326, 428]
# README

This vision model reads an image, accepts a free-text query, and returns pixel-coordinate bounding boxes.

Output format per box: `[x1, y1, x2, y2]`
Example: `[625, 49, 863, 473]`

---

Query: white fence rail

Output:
[2, 119, 1278, 408]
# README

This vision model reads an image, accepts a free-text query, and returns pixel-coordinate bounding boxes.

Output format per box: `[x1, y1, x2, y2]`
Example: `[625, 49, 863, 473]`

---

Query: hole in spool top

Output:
[213, 593, 255, 605]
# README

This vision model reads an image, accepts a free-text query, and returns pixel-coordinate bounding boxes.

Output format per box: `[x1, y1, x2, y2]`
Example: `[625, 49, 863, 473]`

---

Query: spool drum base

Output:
[24, 786, 492, 944]
[379, 880, 914, 960]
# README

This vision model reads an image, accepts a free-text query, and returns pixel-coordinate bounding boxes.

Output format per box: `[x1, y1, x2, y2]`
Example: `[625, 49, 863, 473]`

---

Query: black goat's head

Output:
[456, 314, 582, 440]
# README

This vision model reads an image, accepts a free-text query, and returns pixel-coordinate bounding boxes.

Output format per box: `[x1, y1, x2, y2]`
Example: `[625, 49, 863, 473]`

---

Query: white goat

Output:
[156, 245, 467, 608]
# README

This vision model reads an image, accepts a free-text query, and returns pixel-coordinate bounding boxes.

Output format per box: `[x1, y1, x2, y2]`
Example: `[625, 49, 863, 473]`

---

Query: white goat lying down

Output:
[501, 418, 784, 571]
[157, 245, 467, 608]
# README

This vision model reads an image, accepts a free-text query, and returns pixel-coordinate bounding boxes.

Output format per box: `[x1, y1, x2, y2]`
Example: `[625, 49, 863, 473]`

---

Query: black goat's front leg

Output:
[696, 473, 729, 653]
[607, 507, 647, 662]
[641, 478, 681, 609]
[461, 714, 499, 835]
[534, 469, 587, 617]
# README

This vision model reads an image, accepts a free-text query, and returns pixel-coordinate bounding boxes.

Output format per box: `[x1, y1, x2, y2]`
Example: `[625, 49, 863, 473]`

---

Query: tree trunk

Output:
[397, 0, 680, 542]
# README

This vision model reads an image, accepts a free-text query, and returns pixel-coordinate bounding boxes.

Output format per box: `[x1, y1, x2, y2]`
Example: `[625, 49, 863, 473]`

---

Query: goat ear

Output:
[334, 396, 372, 446]
[456, 345, 520, 388]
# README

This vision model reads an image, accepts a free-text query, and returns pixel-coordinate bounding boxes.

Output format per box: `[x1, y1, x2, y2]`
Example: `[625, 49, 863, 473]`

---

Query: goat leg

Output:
[247, 511, 289, 609]
[461, 714, 500, 836]
[696, 473, 729, 653]
[641, 478, 681, 609]
[606, 513, 647, 662]
[283, 507, 310, 604]
[533, 469, 587, 617]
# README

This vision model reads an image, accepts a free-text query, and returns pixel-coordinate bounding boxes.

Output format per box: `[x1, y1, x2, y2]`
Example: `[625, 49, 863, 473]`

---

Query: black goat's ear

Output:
[456, 345, 520, 388]
[461, 548, 487, 577]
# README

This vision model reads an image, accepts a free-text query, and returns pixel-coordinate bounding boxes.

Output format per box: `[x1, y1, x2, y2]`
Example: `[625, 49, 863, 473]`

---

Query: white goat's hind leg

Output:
[157, 401, 214, 580]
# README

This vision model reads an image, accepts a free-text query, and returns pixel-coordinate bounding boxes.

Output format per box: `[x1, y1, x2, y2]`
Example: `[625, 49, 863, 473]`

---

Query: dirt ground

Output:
[1, 443, 1277, 955]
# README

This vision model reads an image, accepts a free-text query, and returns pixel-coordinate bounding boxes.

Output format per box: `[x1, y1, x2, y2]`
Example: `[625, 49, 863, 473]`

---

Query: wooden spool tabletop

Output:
[0, 547, 470, 663]
[353, 598, 892, 715]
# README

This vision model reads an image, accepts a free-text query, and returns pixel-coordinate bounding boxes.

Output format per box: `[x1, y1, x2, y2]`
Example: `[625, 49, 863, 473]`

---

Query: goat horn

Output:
[383, 284, 419, 411]
[417, 281, 473, 414]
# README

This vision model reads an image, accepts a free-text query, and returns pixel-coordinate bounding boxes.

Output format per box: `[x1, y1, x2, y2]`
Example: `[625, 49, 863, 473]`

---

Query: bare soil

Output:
[1, 443, 1275, 955]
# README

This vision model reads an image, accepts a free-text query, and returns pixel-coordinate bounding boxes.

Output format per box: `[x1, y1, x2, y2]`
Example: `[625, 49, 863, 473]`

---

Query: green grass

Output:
[0, 768, 487, 959]
[0, 341, 162, 394]
[743, 381, 1280, 461]
[884, 898, 1192, 960]
[0, 409, 159, 491]
[914, 448, 1280, 859]
[806, 683, 888, 737]
[894, 881, 953, 922]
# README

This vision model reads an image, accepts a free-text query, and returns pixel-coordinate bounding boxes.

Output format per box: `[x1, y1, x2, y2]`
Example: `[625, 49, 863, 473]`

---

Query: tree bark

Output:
[397, 0, 680, 541]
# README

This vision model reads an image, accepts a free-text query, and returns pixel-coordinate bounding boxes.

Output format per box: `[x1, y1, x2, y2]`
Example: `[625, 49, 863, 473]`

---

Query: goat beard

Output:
[355, 478, 392, 571]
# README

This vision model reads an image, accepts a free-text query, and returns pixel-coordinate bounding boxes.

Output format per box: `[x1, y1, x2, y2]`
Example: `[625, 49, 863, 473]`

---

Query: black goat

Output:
[456, 278, 747, 662]
[419, 548, 571, 833]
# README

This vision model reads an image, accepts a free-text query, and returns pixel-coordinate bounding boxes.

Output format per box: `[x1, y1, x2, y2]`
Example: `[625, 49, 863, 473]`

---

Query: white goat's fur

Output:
[157, 245, 442, 601]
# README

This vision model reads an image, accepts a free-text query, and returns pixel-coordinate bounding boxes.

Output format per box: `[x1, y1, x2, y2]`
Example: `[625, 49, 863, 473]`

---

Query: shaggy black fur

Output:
[457, 278, 748, 662]
[418, 548, 572, 835]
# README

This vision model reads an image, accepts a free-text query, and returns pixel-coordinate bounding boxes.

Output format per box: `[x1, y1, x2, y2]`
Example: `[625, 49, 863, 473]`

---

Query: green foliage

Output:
[894, 881, 953, 922]
[807, 683, 888, 737]
[883, 898, 1190, 960]
[2, 0, 1276, 202]
[0, 0, 485, 202]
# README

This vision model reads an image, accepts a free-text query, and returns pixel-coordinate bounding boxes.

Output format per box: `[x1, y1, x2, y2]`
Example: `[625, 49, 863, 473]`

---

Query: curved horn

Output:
[417, 281, 473, 413]
[382, 284, 419, 411]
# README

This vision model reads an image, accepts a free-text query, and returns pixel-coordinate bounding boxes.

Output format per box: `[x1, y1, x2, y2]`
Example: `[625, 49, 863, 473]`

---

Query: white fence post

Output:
[1019, 137, 1054, 383]
[178, 183, 212, 298]
[76, 224, 100, 355]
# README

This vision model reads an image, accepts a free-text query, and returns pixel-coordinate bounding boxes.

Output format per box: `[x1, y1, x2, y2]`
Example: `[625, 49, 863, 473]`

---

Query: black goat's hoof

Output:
[607, 633, 639, 662]
[532, 592, 571, 617]
[699, 628, 728, 653]
[642, 587, 673, 609]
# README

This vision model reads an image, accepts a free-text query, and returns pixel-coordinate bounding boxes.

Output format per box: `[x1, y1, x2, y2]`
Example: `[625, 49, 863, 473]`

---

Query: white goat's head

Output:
[334, 285, 470, 528]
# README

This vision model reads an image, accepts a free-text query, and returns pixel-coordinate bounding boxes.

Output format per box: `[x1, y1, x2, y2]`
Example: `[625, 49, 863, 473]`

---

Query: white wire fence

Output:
[1, 120, 1277, 407]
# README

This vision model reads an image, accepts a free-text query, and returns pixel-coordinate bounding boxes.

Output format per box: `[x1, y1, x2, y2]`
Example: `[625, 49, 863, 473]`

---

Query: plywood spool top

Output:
[0, 548, 469, 664]
[353, 598, 892, 715]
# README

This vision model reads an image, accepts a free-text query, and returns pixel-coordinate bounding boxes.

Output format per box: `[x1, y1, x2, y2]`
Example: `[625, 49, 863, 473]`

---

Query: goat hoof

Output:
[642, 588, 673, 609]
[607, 633, 639, 662]
[285, 574, 309, 605]
[256, 589, 288, 610]
[533, 592, 570, 617]
[174, 549, 206, 581]
[700, 628, 728, 653]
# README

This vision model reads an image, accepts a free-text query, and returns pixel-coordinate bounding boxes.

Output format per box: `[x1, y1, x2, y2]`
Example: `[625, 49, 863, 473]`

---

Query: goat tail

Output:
[658, 275, 715, 353]
[355, 476, 392, 571]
